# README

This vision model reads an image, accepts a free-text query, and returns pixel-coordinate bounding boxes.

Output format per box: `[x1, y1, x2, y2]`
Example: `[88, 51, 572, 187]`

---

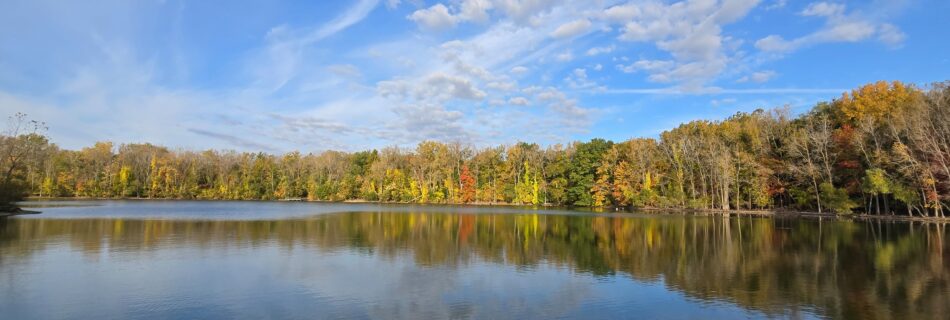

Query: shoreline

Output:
[636, 207, 950, 223]
[22, 196, 950, 222]
[0, 208, 42, 218]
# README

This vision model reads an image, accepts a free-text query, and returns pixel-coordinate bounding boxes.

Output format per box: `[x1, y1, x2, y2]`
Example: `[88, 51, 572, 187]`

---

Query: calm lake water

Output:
[1, 201, 947, 319]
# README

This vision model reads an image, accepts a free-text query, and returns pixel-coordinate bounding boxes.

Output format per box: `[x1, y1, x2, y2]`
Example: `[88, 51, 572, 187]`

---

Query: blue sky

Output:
[1, 0, 947, 152]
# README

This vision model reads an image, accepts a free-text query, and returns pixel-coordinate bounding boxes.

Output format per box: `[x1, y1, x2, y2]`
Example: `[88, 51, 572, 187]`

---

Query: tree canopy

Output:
[14, 81, 950, 217]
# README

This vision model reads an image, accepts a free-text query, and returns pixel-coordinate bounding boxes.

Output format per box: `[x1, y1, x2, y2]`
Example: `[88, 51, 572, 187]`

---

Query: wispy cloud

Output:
[187, 128, 277, 152]
[602, 87, 847, 95]
[755, 2, 906, 54]
[250, 0, 380, 92]
[0, 0, 927, 153]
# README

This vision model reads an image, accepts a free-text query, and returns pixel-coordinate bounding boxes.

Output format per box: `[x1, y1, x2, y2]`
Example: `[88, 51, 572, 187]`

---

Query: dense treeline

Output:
[9, 81, 950, 216]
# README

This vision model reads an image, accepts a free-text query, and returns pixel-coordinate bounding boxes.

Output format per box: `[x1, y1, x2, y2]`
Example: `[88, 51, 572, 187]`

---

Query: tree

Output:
[0, 113, 48, 210]
[515, 162, 539, 205]
[820, 182, 857, 214]
[116, 165, 133, 197]
[838, 81, 917, 123]
[459, 165, 475, 203]
[568, 139, 612, 206]
[863, 168, 892, 214]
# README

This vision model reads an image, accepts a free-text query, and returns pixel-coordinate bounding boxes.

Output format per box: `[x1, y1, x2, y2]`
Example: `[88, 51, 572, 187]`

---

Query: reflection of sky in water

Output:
[5, 200, 945, 319]
[2, 241, 797, 320]
[18, 200, 619, 221]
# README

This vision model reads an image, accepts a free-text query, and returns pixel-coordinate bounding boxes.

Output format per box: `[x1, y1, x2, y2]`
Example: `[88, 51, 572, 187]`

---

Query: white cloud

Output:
[387, 103, 470, 143]
[551, 19, 591, 39]
[385, 4, 602, 144]
[877, 23, 906, 47]
[437, 19, 554, 69]
[4, 0, 624, 150]
[487, 80, 518, 91]
[736, 70, 777, 83]
[408, 0, 561, 31]
[617, 59, 675, 74]
[24, 0, 903, 150]
[379, 72, 487, 101]
[573, 68, 587, 79]
[756, 2, 905, 54]
[532, 87, 592, 131]
[801, 2, 845, 17]
[408, 4, 458, 31]
[751, 71, 777, 83]
[585, 45, 614, 56]
[510, 66, 529, 75]
[377, 79, 414, 99]
[555, 51, 573, 62]
[508, 96, 530, 105]
[460, 0, 494, 23]
[564, 67, 601, 90]
[753, 35, 788, 52]
[603, 4, 640, 21]
[609, 0, 761, 90]
[494, 0, 561, 24]
[819, 20, 876, 42]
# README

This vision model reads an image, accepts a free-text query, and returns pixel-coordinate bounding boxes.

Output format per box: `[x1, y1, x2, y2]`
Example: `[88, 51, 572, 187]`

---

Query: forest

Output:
[4, 81, 950, 217]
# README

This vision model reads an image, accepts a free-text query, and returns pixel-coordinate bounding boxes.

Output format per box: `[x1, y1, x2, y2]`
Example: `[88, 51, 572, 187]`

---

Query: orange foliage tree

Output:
[460, 165, 476, 203]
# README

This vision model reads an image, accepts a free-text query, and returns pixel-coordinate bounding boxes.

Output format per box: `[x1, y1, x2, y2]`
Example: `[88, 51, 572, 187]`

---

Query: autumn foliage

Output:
[460, 165, 475, 203]
[10, 81, 950, 217]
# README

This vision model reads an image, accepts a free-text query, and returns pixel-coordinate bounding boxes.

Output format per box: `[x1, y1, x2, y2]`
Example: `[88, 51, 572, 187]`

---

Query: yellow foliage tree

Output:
[839, 81, 918, 122]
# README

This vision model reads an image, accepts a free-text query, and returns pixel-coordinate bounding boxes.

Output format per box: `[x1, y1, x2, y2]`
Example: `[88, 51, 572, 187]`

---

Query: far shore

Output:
[20, 196, 950, 223]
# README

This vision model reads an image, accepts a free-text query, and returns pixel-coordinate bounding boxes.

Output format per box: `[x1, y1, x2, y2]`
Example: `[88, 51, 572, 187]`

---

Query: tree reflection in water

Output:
[1, 213, 947, 319]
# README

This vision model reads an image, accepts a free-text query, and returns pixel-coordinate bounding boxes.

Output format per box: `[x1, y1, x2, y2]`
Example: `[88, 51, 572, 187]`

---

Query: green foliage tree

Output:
[568, 139, 612, 207]
[820, 182, 857, 214]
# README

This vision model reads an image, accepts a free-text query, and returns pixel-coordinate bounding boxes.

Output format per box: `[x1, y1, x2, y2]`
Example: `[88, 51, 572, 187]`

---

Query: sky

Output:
[1, 0, 947, 153]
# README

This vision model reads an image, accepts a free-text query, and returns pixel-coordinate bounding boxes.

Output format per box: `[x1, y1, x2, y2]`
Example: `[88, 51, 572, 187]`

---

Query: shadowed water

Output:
[1, 200, 948, 319]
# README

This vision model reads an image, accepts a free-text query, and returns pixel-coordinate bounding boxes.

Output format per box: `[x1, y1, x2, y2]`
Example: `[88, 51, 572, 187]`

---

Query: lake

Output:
[1, 200, 947, 319]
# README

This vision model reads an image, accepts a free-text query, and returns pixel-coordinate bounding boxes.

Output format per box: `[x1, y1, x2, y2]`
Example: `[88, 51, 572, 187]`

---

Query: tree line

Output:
[5, 81, 950, 216]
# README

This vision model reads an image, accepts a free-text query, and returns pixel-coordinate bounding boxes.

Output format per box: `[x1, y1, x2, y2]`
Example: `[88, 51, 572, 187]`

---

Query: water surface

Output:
[1, 200, 947, 319]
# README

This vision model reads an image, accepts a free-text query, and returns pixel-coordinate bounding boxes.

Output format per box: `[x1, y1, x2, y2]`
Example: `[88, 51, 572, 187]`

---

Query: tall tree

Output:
[0, 113, 48, 209]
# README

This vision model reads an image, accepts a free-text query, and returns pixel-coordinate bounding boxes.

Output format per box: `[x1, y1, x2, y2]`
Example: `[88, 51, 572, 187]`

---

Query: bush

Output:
[820, 182, 857, 214]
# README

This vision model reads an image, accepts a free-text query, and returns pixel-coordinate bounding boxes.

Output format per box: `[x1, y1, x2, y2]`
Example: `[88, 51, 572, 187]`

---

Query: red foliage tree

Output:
[460, 164, 476, 203]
